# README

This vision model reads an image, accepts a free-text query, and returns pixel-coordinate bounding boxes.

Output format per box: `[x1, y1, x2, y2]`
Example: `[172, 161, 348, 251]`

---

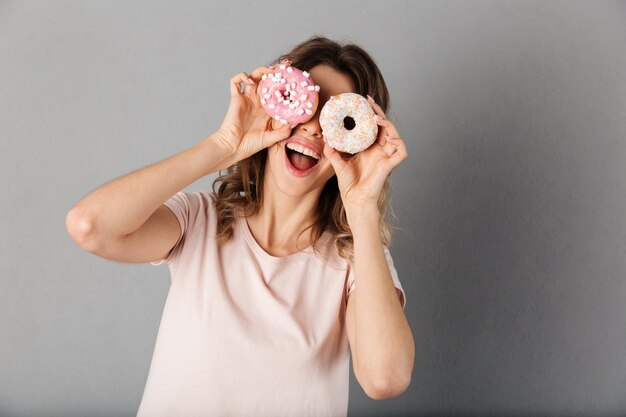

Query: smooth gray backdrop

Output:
[1, 1, 625, 416]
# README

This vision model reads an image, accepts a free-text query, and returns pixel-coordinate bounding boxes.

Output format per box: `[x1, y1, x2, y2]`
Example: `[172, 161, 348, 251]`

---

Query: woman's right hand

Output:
[214, 61, 294, 164]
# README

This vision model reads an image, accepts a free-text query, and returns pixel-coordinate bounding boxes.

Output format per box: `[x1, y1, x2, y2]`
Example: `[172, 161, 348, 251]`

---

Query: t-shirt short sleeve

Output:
[150, 191, 195, 266]
[346, 245, 407, 309]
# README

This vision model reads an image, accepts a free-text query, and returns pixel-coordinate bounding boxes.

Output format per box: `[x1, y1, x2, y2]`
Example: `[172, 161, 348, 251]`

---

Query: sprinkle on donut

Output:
[319, 93, 379, 154]
[258, 65, 320, 126]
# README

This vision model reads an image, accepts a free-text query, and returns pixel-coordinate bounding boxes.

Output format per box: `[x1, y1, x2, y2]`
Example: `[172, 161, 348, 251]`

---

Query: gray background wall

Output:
[1, 1, 625, 416]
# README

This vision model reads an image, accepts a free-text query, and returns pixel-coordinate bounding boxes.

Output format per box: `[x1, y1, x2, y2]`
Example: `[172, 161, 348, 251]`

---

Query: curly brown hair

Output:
[209, 35, 397, 265]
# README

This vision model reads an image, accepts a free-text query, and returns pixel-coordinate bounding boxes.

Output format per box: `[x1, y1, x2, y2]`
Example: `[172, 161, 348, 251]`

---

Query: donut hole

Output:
[343, 116, 356, 130]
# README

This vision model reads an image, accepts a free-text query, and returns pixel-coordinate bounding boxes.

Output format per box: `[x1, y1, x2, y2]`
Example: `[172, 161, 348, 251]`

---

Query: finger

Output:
[368, 95, 402, 137]
[387, 137, 408, 164]
[385, 135, 405, 148]
[322, 138, 347, 172]
[230, 72, 254, 97]
[270, 118, 289, 131]
[264, 122, 292, 147]
[249, 66, 276, 82]
[244, 79, 257, 96]
[382, 141, 397, 157]
[374, 114, 400, 138]
[367, 95, 387, 119]
[244, 67, 272, 96]
[245, 64, 285, 96]
[385, 136, 405, 151]
[266, 59, 292, 72]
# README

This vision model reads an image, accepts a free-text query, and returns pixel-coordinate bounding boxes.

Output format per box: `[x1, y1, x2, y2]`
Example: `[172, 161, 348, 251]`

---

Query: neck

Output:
[246, 173, 322, 255]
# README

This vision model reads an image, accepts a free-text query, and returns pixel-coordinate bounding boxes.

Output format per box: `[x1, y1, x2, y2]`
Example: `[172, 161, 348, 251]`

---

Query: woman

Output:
[66, 36, 414, 417]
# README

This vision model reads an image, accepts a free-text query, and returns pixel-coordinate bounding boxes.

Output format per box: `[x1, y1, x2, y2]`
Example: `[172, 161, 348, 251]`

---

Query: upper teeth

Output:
[286, 143, 321, 160]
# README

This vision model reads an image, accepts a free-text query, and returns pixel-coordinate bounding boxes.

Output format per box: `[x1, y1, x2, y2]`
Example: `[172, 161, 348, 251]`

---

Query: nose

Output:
[298, 109, 323, 139]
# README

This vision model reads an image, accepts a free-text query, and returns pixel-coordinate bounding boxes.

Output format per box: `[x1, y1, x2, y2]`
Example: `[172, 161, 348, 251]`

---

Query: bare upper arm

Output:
[73, 204, 182, 264]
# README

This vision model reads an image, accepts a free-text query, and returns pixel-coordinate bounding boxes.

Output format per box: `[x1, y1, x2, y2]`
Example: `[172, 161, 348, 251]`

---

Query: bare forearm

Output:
[348, 207, 415, 389]
[67, 133, 233, 239]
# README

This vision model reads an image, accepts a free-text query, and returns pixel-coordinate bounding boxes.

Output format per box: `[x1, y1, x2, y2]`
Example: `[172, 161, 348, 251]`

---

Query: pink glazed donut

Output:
[258, 64, 320, 127]
[320, 93, 378, 154]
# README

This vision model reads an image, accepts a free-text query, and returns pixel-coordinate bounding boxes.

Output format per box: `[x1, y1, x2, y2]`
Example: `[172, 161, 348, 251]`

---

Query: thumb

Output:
[323, 140, 346, 172]
[265, 123, 292, 146]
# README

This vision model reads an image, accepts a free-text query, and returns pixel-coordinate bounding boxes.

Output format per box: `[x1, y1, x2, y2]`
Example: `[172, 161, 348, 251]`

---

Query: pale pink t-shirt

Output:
[137, 191, 406, 417]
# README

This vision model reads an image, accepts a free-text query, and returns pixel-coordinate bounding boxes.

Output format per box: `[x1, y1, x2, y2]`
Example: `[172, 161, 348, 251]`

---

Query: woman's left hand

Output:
[323, 95, 408, 213]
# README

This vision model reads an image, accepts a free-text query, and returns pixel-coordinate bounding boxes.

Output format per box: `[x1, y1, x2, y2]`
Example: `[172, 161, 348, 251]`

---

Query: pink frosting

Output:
[258, 65, 320, 126]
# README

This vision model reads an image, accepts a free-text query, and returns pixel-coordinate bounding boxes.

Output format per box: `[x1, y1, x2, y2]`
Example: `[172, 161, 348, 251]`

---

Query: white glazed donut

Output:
[319, 93, 378, 154]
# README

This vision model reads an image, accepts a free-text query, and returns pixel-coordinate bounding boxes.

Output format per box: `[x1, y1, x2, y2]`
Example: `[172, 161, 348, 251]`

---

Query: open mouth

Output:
[284, 143, 321, 176]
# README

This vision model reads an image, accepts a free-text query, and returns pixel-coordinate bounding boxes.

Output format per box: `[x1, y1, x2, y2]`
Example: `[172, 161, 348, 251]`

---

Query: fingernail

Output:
[374, 114, 382, 120]
[247, 77, 255, 84]
[367, 95, 374, 102]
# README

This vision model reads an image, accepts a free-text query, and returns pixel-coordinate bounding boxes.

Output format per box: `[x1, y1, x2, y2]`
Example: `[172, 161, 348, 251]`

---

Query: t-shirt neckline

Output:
[237, 213, 328, 263]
